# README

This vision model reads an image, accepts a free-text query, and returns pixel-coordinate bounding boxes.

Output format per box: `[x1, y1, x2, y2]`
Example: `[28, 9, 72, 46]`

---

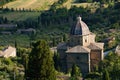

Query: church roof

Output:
[87, 43, 104, 50]
[57, 42, 67, 49]
[70, 16, 90, 35]
[66, 46, 90, 53]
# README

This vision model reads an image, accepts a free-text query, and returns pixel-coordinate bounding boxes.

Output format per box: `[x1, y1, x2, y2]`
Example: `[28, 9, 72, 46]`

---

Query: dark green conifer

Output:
[53, 52, 60, 71]
[27, 40, 56, 80]
[102, 69, 110, 80]
[71, 64, 81, 77]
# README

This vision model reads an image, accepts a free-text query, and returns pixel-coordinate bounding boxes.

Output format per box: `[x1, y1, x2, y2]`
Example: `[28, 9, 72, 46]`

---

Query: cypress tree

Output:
[71, 64, 81, 77]
[63, 34, 67, 42]
[52, 38, 56, 47]
[53, 52, 60, 71]
[27, 40, 56, 80]
[14, 40, 17, 48]
[102, 69, 110, 80]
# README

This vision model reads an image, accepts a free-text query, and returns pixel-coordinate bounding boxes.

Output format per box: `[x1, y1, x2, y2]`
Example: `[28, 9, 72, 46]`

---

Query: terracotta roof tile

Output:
[87, 43, 104, 50]
[66, 46, 90, 53]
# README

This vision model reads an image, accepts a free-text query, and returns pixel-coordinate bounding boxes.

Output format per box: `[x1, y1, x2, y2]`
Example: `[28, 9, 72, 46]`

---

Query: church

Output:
[57, 16, 104, 75]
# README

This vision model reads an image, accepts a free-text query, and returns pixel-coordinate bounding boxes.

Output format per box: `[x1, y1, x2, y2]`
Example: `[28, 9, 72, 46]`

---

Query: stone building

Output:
[57, 16, 104, 76]
[115, 45, 120, 56]
[0, 46, 16, 58]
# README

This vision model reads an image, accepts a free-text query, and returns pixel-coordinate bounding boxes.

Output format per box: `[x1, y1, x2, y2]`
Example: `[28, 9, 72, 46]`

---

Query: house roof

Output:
[70, 16, 90, 35]
[1, 46, 16, 58]
[66, 45, 90, 53]
[87, 43, 104, 50]
[0, 24, 17, 28]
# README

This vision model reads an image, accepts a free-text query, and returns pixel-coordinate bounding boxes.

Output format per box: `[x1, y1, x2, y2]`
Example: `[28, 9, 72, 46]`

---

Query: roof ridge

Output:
[88, 43, 103, 50]
[66, 45, 90, 53]
[81, 46, 90, 52]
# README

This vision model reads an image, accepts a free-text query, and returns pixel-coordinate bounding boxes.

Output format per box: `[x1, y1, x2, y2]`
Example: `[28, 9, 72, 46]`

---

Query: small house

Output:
[0, 46, 16, 58]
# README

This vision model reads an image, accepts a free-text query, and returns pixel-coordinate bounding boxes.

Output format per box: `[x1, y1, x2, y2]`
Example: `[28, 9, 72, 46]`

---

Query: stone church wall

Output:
[66, 53, 89, 75]
[90, 50, 102, 71]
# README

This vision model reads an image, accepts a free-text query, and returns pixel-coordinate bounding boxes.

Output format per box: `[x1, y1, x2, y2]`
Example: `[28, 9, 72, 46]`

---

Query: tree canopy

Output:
[27, 40, 56, 80]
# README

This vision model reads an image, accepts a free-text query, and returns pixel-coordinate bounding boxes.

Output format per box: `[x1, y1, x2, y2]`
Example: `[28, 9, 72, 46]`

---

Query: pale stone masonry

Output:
[0, 46, 16, 58]
[57, 16, 104, 76]
[115, 45, 120, 56]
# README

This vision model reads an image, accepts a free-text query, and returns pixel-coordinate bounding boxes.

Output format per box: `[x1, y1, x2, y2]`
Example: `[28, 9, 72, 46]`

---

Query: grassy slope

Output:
[0, 0, 99, 21]
[0, 0, 58, 21]
[0, 34, 30, 47]
[2, 0, 99, 10]
[0, 12, 40, 21]
[2, 0, 58, 11]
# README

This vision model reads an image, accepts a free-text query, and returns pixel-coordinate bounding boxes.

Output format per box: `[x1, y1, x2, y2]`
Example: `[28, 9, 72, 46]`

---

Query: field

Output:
[0, 11, 40, 21]
[2, 0, 58, 11]
[0, 34, 30, 47]
[1, 0, 99, 10]
[0, 0, 58, 21]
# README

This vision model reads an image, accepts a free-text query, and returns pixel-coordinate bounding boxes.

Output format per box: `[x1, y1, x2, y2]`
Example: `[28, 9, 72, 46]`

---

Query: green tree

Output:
[70, 64, 82, 80]
[85, 72, 101, 80]
[53, 52, 60, 71]
[27, 40, 56, 80]
[14, 40, 17, 48]
[52, 38, 57, 47]
[63, 34, 68, 42]
[102, 69, 110, 80]
[22, 54, 29, 79]
[71, 64, 82, 77]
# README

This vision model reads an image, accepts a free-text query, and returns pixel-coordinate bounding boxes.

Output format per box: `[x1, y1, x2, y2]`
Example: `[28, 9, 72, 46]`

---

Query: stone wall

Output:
[66, 53, 89, 75]
[90, 50, 102, 71]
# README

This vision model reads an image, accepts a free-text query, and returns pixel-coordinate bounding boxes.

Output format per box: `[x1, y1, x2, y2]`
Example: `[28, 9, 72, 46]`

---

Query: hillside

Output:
[2, 0, 58, 11]
[0, 0, 100, 22]
[0, 12, 40, 21]
[0, 0, 119, 48]
[0, 0, 16, 6]
[1, 0, 99, 11]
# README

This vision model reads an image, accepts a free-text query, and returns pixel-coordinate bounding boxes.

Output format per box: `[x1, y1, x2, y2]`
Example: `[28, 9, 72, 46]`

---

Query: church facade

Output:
[57, 16, 104, 75]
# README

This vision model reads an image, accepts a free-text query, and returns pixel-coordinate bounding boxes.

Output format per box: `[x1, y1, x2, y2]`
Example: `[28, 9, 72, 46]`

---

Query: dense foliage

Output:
[71, 64, 82, 77]
[27, 40, 56, 80]
[0, 57, 24, 80]
[75, 0, 119, 3]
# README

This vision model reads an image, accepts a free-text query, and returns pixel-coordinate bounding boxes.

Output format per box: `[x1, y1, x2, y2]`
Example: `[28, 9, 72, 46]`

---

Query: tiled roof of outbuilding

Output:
[87, 43, 104, 50]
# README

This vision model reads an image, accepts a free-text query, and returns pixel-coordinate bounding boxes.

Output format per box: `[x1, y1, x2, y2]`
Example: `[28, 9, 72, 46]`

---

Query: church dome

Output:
[70, 16, 90, 35]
